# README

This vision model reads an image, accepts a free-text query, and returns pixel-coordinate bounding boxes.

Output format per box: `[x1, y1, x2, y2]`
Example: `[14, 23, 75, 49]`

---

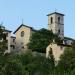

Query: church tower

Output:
[47, 12, 64, 39]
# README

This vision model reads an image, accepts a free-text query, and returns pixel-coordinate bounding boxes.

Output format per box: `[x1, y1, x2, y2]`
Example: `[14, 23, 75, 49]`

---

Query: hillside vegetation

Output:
[0, 27, 75, 75]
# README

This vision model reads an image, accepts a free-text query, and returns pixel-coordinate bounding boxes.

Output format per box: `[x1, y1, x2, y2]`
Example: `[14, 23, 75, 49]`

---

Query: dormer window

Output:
[21, 31, 24, 37]
[51, 17, 53, 24]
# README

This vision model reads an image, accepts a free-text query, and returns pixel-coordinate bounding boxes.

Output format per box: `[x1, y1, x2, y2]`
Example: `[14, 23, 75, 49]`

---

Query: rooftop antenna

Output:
[22, 19, 24, 24]
[55, 8, 57, 12]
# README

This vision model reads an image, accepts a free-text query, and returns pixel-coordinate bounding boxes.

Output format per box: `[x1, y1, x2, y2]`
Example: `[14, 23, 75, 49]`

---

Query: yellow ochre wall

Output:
[15, 26, 32, 52]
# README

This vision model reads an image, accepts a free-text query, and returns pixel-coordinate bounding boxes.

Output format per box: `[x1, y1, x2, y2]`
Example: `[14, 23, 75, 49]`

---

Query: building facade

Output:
[10, 36, 16, 52]
[47, 12, 64, 39]
[0, 27, 12, 54]
[5, 30, 11, 53]
[11, 12, 73, 60]
[1, 12, 74, 61]
[13, 24, 35, 53]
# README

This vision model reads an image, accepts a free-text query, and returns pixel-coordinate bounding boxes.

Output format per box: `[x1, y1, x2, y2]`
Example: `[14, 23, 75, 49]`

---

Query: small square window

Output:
[13, 39, 15, 42]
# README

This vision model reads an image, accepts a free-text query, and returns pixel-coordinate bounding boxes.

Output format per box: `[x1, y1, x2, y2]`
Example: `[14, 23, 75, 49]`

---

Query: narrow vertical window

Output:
[58, 17, 60, 23]
[58, 29, 60, 34]
[51, 17, 53, 24]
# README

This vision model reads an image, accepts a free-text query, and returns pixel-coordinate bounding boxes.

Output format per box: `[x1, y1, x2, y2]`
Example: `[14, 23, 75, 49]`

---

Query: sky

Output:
[0, 0, 75, 38]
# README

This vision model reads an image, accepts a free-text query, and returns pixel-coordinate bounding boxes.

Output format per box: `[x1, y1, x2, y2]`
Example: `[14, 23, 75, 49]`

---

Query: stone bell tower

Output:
[47, 12, 64, 39]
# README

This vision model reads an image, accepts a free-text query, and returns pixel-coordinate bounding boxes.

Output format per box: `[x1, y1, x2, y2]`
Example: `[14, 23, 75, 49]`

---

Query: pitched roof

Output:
[0, 25, 12, 33]
[47, 12, 64, 16]
[5, 29, 12, 33]
[13, 24, 36, 34]
[57, 43, 72, 47]
[64, 37, 75, 41]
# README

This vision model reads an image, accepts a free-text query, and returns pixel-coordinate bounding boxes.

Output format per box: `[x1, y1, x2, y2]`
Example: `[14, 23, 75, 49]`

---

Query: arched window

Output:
[58, 17, 60, 23]
[51, 17, 53, 24]
[21, 31, 24, 37]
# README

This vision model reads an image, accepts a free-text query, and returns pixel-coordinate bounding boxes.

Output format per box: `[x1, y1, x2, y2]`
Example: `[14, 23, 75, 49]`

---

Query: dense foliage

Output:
[0, 46, 75, 75]
[0, 25, 8, 75]
[27, 28, 63, 52]
[54, 47, 75, 75]
[0, 27, 75, 75]
[0, 47, 75, 75]
[27, 28, 54, 52]
[0, 26, 7, 55]
[0, 52, 55, 75]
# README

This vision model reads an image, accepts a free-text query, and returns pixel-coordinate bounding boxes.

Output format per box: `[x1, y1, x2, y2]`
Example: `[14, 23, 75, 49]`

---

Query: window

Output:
[10, 45, 15, 49]
[13, 45, 15, 49]
[13, 39, 15, 42]
[58, 30, 60, 34]
[58, 17, 60, 23]
[21, 31, 24, 37]
[60, 46, 63, 50]
[21, 42, 23, 45]
[51, 17, 53, 24]
[22, 46, 24, 49]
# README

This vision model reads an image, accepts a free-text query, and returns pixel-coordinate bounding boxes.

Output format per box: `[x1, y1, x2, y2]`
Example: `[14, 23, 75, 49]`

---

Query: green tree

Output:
[3, 57, 25, 75]
[54, 34, 63, 44]
[0, 25, 8, 74]
[27, 28, 54, 52]
[19, 52, 55, 75]
[28, 28, 63, 52]
[0, 25, 7, 55]
[57, 47, 75, 74]
[72, 40, 75, 50]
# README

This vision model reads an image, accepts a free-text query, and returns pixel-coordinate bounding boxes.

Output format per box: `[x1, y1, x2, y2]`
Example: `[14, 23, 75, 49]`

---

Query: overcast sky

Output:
[0, 0, 75, 38]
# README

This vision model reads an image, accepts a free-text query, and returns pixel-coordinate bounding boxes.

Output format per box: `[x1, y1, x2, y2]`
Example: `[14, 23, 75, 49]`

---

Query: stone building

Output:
[5, 29, 12, 53]
[46, 43, 71, 61]
[47, 12, 64, 39]
[13, 24, 35, 53]
[11, 12, 73, 60]
[10, 36, 16, 52]
[46, 12, 73, 61]
[0, 25, 12, 53]
[1, 11, 74, 60]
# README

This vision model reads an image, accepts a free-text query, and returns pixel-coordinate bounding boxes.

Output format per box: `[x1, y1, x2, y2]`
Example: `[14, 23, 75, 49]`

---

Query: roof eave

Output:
[13, 24, 33, 34]
[47, 12, 64, 16]
[5, 30, 12, 33]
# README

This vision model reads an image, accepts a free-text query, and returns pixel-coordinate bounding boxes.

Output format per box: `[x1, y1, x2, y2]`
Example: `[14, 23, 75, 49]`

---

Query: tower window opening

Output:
[51, 17, 53, 24]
